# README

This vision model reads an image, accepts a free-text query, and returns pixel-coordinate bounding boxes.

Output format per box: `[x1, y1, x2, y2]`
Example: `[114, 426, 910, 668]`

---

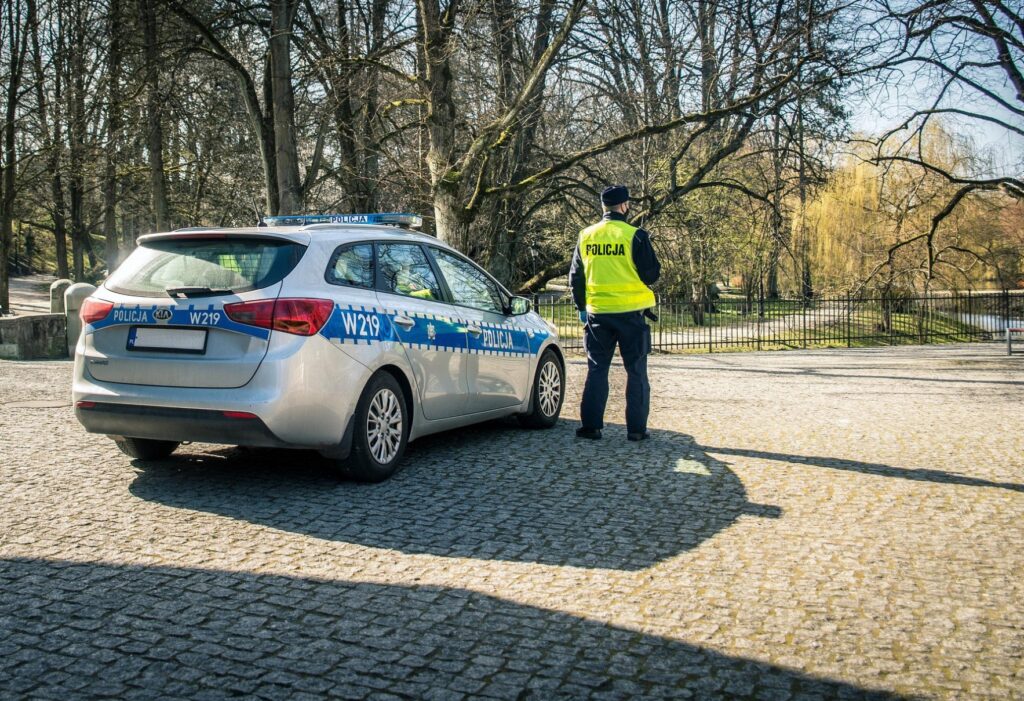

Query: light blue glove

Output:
[578, 310, 587, 324]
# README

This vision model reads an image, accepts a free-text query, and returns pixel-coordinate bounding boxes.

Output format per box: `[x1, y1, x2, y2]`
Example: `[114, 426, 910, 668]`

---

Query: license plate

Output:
[127, 326, 208, 354]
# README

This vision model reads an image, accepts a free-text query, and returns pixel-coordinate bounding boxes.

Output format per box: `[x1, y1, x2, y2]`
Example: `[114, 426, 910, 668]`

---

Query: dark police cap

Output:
[600, 185, 629, 206]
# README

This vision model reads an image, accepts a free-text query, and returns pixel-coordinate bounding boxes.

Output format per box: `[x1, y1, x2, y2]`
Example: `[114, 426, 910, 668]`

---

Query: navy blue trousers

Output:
[580, 311, 651, 434]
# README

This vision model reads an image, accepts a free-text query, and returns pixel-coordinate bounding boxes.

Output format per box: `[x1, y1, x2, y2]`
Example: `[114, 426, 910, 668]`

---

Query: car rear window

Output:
[106, 238, 306, 298]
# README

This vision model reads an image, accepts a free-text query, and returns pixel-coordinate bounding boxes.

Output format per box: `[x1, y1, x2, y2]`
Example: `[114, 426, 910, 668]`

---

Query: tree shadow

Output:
[696, 358, 1024, 387]
[702, 446, 1024, 493]
[128, 421, 780, 571]
[0, 558, 908, 700]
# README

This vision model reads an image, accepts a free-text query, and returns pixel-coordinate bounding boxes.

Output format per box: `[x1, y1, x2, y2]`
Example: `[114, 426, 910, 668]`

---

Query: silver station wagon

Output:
[73, 213, 565, 481]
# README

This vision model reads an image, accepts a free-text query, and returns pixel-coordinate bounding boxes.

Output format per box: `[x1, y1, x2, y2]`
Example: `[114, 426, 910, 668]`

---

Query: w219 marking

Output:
[340, 311, 381, 338]
[189, 311, 222, 325]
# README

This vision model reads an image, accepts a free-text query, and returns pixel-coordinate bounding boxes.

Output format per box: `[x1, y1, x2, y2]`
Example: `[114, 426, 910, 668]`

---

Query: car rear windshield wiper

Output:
[165, 286, 234, 298]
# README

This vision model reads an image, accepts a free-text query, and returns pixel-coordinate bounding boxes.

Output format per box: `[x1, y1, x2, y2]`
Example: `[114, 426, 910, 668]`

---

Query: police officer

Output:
[569, 185, 661, 441]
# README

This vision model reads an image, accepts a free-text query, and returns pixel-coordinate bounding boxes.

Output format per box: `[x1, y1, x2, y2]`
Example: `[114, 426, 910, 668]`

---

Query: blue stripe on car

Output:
[320, 304, 548, 357]
[88, 303, 271, 340]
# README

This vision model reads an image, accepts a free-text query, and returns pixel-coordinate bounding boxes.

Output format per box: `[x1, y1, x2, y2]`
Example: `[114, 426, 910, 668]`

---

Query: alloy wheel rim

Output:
[367, 388, 402, 464]
[538, 361, 561, 417]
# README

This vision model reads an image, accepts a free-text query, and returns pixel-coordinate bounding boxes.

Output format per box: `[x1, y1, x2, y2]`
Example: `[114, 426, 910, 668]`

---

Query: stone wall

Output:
[0, 314, 68, 360]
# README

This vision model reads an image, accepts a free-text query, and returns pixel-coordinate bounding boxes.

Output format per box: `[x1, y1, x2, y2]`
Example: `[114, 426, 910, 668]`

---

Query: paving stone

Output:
[0, 346, 1021, 699]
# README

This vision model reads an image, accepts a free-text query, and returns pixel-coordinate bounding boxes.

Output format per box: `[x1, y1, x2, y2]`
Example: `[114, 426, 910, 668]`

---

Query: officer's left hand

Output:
[578, 310, 587, 324]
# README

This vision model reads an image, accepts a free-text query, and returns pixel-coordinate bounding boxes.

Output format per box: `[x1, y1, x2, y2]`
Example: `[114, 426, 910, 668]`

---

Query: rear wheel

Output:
[114, 437, 179, 460]
[346, 372, 409, 482]
[518, 349, 564, 429]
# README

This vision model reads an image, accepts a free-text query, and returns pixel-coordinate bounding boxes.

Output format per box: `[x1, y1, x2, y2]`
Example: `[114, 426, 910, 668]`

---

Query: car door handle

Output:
[393, 315, 415, 329]
[467, 324, 482, 336]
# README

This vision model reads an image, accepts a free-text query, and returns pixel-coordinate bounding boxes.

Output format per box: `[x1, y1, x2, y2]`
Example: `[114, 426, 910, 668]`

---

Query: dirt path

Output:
[5, 275, 57, 315]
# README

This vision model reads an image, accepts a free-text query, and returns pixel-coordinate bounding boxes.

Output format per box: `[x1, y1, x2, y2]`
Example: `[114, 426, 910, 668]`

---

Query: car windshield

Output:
[106, 237, 306, 298]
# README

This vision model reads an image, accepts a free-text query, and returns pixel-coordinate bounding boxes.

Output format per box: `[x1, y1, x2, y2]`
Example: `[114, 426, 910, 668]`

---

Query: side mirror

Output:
[508, 296, 532, 316]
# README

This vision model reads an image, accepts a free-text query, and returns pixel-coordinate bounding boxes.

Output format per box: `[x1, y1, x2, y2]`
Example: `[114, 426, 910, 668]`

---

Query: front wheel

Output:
[518, 349, 564, 429]
[114, 437, 179, 460]
[346, 372, 409, 482]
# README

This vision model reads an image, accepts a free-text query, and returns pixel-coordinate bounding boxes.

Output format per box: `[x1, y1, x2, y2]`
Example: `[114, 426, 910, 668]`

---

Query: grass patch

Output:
[539, 304, 992, 353]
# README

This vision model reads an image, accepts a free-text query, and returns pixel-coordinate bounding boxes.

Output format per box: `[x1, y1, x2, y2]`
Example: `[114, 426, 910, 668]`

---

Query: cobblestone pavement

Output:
[1, 345, 1022, 699]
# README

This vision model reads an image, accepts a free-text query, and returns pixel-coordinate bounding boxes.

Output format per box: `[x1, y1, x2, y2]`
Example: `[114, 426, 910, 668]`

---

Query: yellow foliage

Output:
[802, 123, 1022, 291]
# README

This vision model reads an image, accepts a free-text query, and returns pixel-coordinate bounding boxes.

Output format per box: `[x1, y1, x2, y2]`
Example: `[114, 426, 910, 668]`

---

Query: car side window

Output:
[432, 249, 504, 314]
[326, 243, 374, 288]
[377, 243, 442, 301]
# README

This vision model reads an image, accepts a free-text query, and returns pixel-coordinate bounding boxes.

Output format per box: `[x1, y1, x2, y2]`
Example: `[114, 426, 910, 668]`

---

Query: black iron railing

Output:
[535, 290, 1024, 354]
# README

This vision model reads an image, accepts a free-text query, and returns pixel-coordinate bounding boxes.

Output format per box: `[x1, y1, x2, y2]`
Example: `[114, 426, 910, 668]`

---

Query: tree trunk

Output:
[686, 0, 719, 323]
[103, 0, 124, 270]
[50, 164, 69, 278]
[767, 114, 784, 299]
[260, 56, 280, 215]
[796, 66, 813, 305]
[687, 235, 708, 326]
[357, 0, 389, 212]
[68, 3, 88, 280]
[1, 0, 30, 312]
[270, 0, 302, 214]
[766, 240, 781, 300]
[418, 0, 463, 248]
[29, 0, 69, 278]
[433, 185, 471, 254]
[328, 0, 360, 210]
[516, 258, 571, 295]
[139, 0, 169, 231]
[482, 0, 556, 284]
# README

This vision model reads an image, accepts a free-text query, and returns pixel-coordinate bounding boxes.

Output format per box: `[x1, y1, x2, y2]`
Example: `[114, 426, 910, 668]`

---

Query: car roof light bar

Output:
[262, 212, 423, 229]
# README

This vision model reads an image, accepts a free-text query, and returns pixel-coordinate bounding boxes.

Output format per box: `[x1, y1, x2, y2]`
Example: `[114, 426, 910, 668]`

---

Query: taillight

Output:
[224, 298, 334, 336]
[272, 299, 334, 335]
[224, 299, 275, 329]
[80, 298, 114, 325]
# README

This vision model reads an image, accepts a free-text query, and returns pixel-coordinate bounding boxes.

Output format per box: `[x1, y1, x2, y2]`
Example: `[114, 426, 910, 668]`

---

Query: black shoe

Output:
[575, 427, 602, 440]
[627, 432, 650, 442]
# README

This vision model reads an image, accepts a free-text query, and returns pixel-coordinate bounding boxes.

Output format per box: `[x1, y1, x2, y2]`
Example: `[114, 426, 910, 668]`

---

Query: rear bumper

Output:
[75, 402, 290, 448]
[72, 333, 371, 448]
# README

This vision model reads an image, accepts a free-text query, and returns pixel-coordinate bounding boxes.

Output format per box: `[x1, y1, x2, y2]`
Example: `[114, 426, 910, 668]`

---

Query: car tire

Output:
[114, 437, 179, 460]
[346, 371, 409, 482]
[518, 349, 564, 429]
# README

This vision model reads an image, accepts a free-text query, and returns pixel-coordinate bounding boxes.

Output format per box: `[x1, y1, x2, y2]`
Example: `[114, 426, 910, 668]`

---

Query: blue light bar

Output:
[262, 212, 423, 228]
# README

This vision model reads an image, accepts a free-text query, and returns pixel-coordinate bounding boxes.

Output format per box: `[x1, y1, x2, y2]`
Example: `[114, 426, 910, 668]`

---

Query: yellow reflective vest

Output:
[578, 219, 656, 314]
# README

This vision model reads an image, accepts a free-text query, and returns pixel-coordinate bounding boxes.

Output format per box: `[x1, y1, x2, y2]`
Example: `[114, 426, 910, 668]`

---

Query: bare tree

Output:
[139, 0, 170, 230]
[164, 0, 289, 214]
[0, 0, 31, 312]
[28, 0, 70, 279]
[102, 0, 125, 267]
[869, 0, 1024, 288]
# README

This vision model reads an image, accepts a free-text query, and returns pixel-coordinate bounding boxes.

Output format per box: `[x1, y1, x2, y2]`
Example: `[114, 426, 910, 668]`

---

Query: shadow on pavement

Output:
[703, 445, 1024, 493]
[129, 421, 780, 571]
[0, 558, 907, 700]
[697, 359, 1023, 387]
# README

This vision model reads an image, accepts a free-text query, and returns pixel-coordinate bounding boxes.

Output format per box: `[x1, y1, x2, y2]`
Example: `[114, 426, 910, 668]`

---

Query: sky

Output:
[846, 41, 1023, 180]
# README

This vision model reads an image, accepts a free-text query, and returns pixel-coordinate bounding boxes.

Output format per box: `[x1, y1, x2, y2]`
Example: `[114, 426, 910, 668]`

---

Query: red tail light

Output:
[80, 298, 114, 325]
[271, 299, 335, 335]
[224, 299, 275, 329]
[224, 298, 334, 336]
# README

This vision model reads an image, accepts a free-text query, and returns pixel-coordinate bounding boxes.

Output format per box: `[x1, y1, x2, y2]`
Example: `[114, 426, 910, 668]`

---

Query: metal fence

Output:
[535, 290, 1024, 354]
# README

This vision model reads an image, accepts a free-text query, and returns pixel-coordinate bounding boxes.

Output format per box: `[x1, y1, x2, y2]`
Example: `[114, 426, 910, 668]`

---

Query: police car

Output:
[72, 213, 565, 482]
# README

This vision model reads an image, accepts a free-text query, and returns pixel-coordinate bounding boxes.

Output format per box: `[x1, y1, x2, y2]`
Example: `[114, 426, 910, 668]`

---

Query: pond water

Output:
[940, 312, 1024, 331]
